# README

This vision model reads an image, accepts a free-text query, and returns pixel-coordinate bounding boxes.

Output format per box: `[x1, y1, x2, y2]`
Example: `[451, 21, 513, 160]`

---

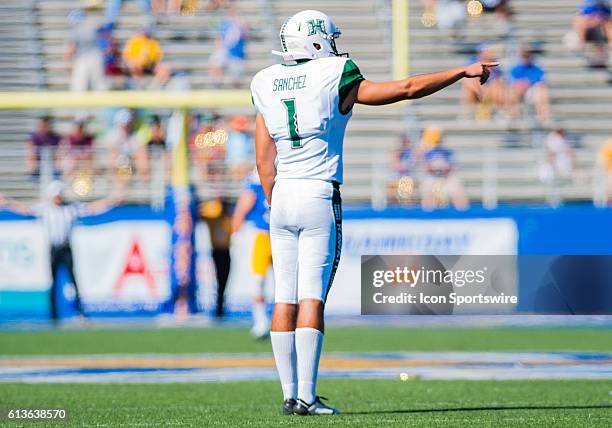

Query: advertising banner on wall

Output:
[0, 220, 51, 318]
[5, 206, 611, 319]
[0, 220, 50, 291]
[72, 221, 171, 314]
[326, 218, 519, 314]
[221, 217, 518, 316]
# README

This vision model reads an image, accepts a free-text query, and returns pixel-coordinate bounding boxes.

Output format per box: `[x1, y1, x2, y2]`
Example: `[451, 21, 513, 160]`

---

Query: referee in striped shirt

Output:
[0, 181, 120, 321]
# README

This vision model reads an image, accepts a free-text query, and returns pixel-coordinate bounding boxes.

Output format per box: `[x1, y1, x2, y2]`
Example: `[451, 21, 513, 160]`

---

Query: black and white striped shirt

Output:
[33, 203, 85, 248]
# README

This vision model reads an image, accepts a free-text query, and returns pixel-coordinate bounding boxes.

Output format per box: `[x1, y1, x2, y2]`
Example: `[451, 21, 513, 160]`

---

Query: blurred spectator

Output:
[598, 138, 612, 205]
[508, 46, 552, 124]
[420, 128, 469, 210]
[105, 109, 147, 178]
[225, 115, 254, 180]
[394, 133, 417, 177]
[480, 0, 512, 27]
[148, 63, 172, 89]
[147, 63, 191, 91]
[388, 133, 418, 205]
[123, 26, 164, 81]
[152, 0, 182, 16]
[136, 115, 168, 176]
[461, 44, 506, 120]
[574, 1, 611, 49]
[61, 120, 95, 176]
[421, 0, 466, 33]
[539, 128, 576, 184]
[568, 1, 611, 67]
[27, 116, 62, 179]
[419, 126, 442, 156]
[106, 0, 153, 25]
[66, 9, 108, 92]
[209, 6, 249, 87]
[206, 0, 230, 11]
[143, 115, 167, 149]
[97, 23, 123, 77]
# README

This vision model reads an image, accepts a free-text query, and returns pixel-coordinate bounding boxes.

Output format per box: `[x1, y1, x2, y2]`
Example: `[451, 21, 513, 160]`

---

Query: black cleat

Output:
[293, 396, 339, 415]
[282, 398, 297, 415]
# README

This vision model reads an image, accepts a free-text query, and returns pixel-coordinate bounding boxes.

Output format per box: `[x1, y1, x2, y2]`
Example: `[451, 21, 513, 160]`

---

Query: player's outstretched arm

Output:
[352, 62, 499, 106]
[255, 113, 277, 204]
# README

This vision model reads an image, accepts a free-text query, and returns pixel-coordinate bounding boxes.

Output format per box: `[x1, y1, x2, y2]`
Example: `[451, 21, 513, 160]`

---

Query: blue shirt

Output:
[243, 176, 270, 231]
[425, 148, 454, 165]
[397, 149, 415, 175]
[425, 148, 454, 177]
[510, 62, 545, 86]
[580, 1, 611, 17]
[219, 19, 247, 59]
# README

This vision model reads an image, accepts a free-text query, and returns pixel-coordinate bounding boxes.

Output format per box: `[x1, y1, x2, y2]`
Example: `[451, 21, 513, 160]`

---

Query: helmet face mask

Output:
[329, 36, 348, 58]
[272, 10, 348, 62]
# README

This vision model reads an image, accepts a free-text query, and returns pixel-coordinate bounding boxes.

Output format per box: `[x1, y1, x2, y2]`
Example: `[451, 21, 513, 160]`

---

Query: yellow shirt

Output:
[599, 140, 612, 172]
[123, 35, 163, 69]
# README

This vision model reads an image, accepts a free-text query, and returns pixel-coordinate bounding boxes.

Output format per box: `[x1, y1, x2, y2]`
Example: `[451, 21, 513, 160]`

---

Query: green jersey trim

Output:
[338, 59, 364, 114]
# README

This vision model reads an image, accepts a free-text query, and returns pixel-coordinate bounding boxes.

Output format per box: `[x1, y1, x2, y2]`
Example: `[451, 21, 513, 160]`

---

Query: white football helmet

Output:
[272, 10, 347, 62]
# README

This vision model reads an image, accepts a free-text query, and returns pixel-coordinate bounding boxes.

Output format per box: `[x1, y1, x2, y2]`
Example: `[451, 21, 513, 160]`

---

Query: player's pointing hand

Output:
[464, 62, 500, 85]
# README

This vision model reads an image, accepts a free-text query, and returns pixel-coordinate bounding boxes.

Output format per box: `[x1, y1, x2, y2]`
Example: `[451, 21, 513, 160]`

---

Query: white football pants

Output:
[270, 179, 342, 304]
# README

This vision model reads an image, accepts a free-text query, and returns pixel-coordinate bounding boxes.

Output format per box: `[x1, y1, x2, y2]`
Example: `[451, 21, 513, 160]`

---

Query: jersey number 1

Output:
[282, 98, 302, 149]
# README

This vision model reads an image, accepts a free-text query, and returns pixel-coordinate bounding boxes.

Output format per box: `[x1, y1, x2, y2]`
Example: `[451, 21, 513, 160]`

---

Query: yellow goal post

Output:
[0, 90, 251, 110]
[392, 0, 410, 81]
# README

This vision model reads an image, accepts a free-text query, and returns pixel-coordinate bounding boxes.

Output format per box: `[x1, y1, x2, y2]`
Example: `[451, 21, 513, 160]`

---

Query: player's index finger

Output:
[482, 62, 500, 67]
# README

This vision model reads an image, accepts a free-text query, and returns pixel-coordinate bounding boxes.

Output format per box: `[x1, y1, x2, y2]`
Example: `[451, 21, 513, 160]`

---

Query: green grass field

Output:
[1, 379, 611, 427]
[1, 326, 611, 427]
[1, 326, 611, 355]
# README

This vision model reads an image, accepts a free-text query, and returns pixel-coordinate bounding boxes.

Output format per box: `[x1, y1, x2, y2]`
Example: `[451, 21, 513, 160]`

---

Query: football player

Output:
[251, 10, 497, 415]
[232, 170, 272, 339]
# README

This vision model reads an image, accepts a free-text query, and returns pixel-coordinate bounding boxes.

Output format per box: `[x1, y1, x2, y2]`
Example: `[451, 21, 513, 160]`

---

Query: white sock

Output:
[252, 300, 268, 327]
[295, 327, 323, 404]
[270, 331, 297, 400]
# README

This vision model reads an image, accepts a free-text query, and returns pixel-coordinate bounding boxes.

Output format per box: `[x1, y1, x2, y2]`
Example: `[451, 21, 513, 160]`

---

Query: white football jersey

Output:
[251, 56, 363, 184]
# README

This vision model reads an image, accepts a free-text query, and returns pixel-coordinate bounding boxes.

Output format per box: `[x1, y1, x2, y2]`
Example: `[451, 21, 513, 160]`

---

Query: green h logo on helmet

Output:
[307, 19, 327, 36]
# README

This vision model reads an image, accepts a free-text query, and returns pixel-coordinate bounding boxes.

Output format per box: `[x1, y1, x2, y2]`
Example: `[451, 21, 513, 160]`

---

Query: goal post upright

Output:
[0, 90, 252, 110]
[392, 0, 410, 81]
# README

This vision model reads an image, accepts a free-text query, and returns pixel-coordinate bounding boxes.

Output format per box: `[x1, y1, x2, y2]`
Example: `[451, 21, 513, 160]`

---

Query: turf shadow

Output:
[345, 404, 612, 416]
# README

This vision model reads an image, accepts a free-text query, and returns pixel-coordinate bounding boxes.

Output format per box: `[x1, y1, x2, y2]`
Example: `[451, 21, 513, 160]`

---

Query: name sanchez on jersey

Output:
[273, 74, 307, 92]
